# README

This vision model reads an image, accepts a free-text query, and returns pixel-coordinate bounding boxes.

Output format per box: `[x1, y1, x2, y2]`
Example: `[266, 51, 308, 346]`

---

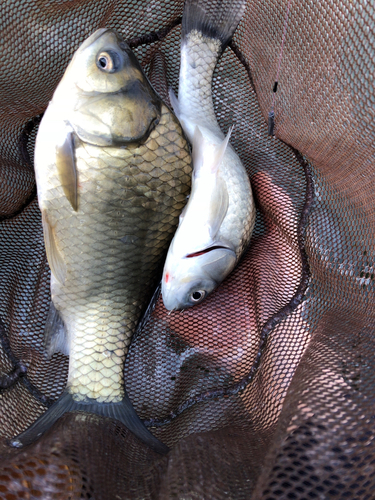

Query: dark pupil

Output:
[98, 57, 108, 68]
[192, 291, 202, 301]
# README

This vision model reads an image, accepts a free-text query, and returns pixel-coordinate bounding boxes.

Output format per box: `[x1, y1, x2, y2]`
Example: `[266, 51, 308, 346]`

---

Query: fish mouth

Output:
[185, 245, 228, 258]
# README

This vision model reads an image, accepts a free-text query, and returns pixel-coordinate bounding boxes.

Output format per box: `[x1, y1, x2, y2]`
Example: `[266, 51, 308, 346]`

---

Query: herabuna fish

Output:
[161, 0, 255, 310]
[10, 28, 192, 454]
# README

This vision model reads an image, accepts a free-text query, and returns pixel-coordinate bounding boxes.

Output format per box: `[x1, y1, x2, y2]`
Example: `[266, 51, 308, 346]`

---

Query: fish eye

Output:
[190, 290, 206, 303]
[96, 50, 121, 73]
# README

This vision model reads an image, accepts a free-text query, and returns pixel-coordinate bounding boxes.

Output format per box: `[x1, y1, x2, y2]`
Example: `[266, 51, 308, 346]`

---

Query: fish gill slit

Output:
[185, 245, 228, 258]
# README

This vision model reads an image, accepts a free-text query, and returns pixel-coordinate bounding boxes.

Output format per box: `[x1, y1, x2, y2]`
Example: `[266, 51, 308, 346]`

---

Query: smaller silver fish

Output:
[161, 0, 255, 310]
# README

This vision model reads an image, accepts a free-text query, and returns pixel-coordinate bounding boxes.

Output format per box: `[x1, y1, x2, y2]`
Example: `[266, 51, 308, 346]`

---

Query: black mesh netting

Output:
[0, 0, 374, 498]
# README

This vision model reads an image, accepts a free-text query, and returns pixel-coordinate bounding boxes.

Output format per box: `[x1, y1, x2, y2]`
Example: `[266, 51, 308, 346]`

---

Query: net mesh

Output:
[1, 0, 374, 498]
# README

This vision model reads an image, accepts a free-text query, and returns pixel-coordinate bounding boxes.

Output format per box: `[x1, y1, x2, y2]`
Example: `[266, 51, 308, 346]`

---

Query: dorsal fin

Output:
[211, 126, 233, 173]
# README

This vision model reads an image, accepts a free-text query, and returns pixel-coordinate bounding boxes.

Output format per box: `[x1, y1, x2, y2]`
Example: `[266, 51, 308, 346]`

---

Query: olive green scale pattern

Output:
[43, 104, 192, 403]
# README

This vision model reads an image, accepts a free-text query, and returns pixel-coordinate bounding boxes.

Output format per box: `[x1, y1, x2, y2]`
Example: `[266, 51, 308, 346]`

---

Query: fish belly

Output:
[40, 104, 191, 403]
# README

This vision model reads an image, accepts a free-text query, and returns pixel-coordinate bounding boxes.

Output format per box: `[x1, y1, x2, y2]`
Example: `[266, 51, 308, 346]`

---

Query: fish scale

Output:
[179, 31, 253, 256]
[179, 32, 221, 128]
[45, 104, 191, 403]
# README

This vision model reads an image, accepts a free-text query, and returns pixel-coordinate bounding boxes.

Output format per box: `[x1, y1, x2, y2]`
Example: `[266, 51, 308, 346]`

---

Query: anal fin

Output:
[9, 391, 169, 455]
[44, 301, 69, 358]
[136, 282, 161, 334]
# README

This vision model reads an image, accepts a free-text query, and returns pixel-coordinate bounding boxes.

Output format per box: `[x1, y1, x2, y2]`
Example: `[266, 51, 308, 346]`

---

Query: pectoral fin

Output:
[202, 246, 237, 282]
[41, 210, 66, 285]
[168, 88, 181, 120]
[178, 202, 189, 224]
[55, 130, 78, 211]
[207, 175, 229, 239]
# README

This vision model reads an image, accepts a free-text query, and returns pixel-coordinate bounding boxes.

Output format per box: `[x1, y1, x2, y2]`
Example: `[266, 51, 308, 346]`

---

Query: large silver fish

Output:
[10, 28, 192, 454]
[161, 0, 255, 310]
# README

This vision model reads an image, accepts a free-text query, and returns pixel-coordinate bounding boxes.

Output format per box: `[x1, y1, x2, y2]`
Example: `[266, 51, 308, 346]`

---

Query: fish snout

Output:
[161, 246, 237, 310]
[161, 273, 215, 311]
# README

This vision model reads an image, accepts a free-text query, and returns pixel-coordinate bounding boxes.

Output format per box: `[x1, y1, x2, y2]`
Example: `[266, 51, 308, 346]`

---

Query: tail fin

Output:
[9, 391, 169, 455]
[182, 0, 246, 49]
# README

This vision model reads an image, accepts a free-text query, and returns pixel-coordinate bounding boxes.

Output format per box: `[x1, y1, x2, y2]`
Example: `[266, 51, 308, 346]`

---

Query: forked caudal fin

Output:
[9, 391, 169, 455]
[182, 0, 247, 49]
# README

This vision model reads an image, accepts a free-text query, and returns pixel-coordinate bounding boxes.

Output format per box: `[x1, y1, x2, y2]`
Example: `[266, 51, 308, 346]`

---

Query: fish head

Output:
[54, 28, 161, 146]
[162, 245, 237, 310]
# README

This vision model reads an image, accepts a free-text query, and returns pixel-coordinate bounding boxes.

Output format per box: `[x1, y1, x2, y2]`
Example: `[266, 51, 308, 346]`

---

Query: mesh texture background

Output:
[0, 0, 374, 498]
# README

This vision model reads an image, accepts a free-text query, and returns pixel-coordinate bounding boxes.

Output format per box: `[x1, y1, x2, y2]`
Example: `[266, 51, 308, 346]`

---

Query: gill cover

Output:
[57, 29, 161, 146]
[162, 245, 236, 310]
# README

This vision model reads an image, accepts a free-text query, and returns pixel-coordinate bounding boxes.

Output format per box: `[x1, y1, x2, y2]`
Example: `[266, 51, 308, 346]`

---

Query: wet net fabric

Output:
[0, 0, 374, 498]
